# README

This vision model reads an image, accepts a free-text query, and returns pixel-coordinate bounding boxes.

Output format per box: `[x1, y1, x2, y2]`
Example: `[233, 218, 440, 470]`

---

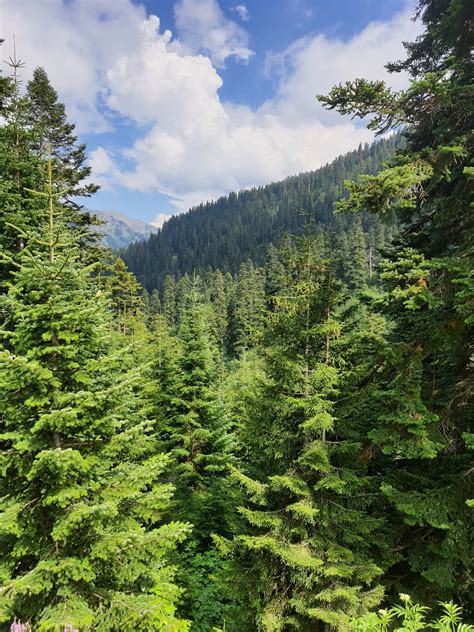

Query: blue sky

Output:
[2, 0, 418, 225]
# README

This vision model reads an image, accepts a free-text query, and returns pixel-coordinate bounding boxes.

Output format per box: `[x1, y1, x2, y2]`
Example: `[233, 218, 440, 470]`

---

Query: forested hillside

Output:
[122, 135, 401, 291]
[0, 0, 472, 630]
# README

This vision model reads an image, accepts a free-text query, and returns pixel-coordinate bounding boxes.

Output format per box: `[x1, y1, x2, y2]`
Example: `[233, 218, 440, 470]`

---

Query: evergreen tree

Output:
[162, 275, 177, 328]
[209, 269, 229, 352]
[220, 236, 383, 630]
[0, 161, 190, 630]
[147, 314, 186, 441]
[148, 280, 236, 630]
[319, 0, 473, 609]
[173, 282, 232, 520]
[264, 243, 286, 308]
[121, 136, 401, 292]
[149, 288, 162, 319]
[346, 217, 368, 289]
[141, 287, 150, 321]
[229, 260, 266, 354]
[0, 48, 45, 282]
[105, 257, 143, 326]
[26, 67, 98, 198]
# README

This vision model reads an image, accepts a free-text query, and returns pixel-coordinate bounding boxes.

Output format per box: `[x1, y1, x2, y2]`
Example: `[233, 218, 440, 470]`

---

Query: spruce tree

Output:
[0, 160, 190, 630]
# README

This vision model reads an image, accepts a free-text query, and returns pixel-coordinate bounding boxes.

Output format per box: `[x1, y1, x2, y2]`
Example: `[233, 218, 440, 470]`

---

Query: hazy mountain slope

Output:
[92, 209, 157, 249]
[122, 135, 402, 291]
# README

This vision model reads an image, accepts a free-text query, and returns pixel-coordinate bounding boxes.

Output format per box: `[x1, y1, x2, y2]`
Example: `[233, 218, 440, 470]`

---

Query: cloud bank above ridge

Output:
[1, 0, 419, 215]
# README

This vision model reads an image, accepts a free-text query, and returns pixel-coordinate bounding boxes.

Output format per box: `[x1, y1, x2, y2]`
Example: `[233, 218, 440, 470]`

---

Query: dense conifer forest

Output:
[121, 134, 401, 292]
[0, 0, 472, 630]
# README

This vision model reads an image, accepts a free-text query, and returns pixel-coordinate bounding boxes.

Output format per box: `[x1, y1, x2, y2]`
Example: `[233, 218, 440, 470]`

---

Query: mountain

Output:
[91, 209, 157, 249]
[122, 135, 402, 291]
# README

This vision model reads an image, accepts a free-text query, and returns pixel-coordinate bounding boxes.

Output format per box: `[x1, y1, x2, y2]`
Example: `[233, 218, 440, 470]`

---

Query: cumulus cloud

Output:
[152, 213, 173, 229]
[1, 0, 420, 213]
[173, 0, 253, 67]
[232, 4, 250, 21]
[87, 147, 122, 191]
[0, 0, 149, 132]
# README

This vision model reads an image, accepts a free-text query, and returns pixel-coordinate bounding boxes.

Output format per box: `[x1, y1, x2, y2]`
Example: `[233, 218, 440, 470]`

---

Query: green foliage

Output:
[1, 8, 472, 627]
[26, 67, 98, 198]
[351, 594, 474, 632]
[222, 234, 384, 630]
[319, 0, 473, 610]
[121, 135, 401, 291]
[0, 160, 190, 629]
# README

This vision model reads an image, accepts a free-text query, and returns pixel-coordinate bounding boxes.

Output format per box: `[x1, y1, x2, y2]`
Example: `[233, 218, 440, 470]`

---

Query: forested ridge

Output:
[0, 0, 473, 630]
[121, 134, 401, 292]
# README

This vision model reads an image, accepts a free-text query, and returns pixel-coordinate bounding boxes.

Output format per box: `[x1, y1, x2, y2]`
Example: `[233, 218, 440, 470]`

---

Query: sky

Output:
[1, 0, 420, 226]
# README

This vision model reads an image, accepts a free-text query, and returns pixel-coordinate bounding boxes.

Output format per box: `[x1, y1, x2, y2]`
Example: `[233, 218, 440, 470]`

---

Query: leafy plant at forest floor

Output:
[351, 595, 474, 631]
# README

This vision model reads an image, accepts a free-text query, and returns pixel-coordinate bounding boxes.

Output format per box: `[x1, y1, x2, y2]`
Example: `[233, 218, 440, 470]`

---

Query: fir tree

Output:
[220, 235, 383, 631]
[162, 275, 177, 328]
[209, 269, 229, 352]
[148, 280, 236, 630]
[319, 0, 473, 609]
[346, 216, 368, 289]
[0, 47, 45, 282]
[149, 288, 162, 319]
[0, 160, 190, 630]
[105, 257, 143, 325]
[229, 260, 266, 354]
[26, 67, 98, 198]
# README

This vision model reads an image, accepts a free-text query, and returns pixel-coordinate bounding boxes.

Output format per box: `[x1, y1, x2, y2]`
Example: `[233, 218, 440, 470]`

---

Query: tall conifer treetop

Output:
[0, 158, 191, 630]
[318, 0, 473, 610]
[26, 68, 98, 198]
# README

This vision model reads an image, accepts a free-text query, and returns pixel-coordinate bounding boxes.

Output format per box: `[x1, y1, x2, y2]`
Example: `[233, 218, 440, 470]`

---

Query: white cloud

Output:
[0, 0, 420, 214]
[232, 4, 250, 21]
[173, 0, 253, 67]
[0, 0, 149, 132]
[87, 147, 122, 191]
[262, 7, 419, 126]
[151, 212, 173, 229]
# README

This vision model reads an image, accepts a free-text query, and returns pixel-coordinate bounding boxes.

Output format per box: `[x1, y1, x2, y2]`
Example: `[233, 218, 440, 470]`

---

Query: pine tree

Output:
[0, 160, 191, 630]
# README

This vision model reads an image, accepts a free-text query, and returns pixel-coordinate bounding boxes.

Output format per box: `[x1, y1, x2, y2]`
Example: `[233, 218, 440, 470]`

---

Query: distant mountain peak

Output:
[86, 208, 157, 250]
